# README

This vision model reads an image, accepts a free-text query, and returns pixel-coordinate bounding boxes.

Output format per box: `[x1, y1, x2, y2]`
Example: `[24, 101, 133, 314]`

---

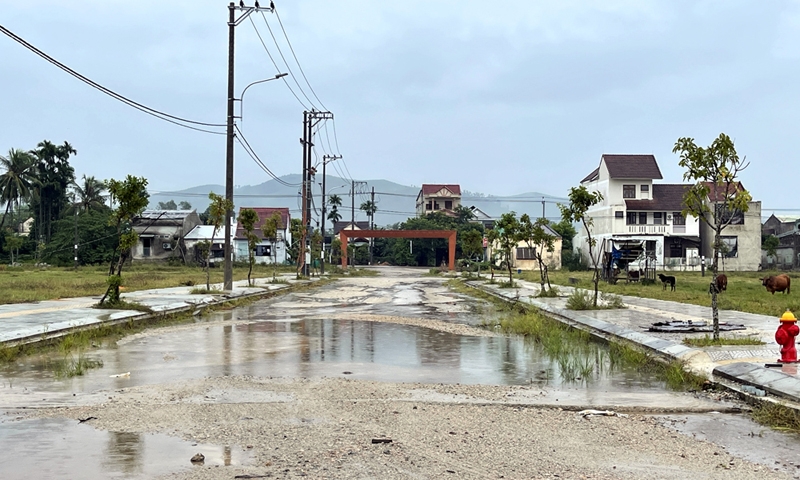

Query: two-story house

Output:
[234, 207, 291, 264]
[574, 155, 761, 271]
[416, 184, 462, 216]
[574, 155, 702, 271]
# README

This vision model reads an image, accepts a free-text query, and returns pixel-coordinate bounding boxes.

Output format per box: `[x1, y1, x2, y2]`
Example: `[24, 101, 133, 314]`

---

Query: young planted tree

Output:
[763, 234, 780, 268]
[560, 186, 604, 307]
[204, 192, 233, 290]
[101, 175, 149, 305]
[262, 211, 282, 280]
[487, 212, 521, 284]
[239, 208, 260, 286]
[674, 133, 752, 340]
[518, 214, 557, 292]
[462, 229, 484, 277]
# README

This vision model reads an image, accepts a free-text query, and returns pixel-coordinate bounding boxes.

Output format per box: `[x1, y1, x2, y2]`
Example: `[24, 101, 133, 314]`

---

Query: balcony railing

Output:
[626, 224, 668, 234]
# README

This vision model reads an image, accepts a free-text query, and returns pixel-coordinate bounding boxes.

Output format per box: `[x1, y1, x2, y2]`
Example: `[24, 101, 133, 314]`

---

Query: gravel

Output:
[26, 376, 790, 479]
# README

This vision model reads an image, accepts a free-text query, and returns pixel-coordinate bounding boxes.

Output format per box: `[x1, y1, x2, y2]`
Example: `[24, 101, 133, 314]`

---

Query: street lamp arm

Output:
[237, 72, 288, 120]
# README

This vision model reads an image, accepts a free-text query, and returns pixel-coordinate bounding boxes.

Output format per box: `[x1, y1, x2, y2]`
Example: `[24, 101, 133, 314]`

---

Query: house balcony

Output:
[622, 224, 687, 235]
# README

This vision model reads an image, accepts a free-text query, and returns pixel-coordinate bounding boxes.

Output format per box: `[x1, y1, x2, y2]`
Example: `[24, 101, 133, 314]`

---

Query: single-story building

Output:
[234, 207, 291, 264]
[131, 210, 202, 262]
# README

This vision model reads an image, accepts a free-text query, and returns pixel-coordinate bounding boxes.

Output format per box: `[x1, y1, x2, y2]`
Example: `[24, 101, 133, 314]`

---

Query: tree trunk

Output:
[537, 254, 546, 292]
[507, 252, 513, 285]
[206, 233, 216, 291]
[711, 230, 721, 340]
[248, 253, 253, 286]
[0, 201, 11, 230]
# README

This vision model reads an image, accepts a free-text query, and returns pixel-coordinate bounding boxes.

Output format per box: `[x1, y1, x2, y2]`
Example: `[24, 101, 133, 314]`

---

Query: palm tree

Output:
[327, 194, 343, 228]
[72, 175, 107, 213]
[360, 200, 378, 264]
[0, 149, 37, 230]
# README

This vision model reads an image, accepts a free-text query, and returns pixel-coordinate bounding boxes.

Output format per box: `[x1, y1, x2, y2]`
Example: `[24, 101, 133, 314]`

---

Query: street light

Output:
[236, 72, 288, 121]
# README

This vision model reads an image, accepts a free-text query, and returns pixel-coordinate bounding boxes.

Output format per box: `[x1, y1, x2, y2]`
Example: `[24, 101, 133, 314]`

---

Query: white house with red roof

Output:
[415, 184, 462, 216]
[234, 207, 291, 265]
[574, 154, 760, 272]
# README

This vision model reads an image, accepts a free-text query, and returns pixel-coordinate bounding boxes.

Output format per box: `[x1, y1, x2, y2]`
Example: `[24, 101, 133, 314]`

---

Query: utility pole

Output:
[223, 1, 273, 291]
[369, 186, 375, 265]
[542, 197, 546, 220]
[349, 180, 367, 267]
[320, 154, 341, 275]
[74, 208, 78, 270]
[299, 110, 333, 277]
[222, 2, 274, 290]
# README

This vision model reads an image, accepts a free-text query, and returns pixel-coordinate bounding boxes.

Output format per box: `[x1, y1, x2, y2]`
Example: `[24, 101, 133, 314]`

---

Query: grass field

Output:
[0, 263, 299, 304]
[518, 269, 798, 317]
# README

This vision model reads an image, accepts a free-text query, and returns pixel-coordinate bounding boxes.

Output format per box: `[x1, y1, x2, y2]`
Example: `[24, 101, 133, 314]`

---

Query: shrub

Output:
[601, 292, 625, 308]
[538, 286, 561, 298]
[562, 250, 587, 272]
[566, 289, 594, 310]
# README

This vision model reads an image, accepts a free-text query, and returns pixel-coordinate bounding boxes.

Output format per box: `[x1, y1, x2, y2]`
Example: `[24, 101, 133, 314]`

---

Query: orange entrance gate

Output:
[339, 229, 457, 270]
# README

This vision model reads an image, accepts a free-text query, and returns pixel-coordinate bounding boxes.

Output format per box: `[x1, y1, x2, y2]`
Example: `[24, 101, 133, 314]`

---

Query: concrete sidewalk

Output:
[468, 278, 800, 404]
[0, 275, 309, 347]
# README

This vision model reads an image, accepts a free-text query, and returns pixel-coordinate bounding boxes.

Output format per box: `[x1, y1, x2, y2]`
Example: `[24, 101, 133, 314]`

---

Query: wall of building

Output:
[511, 237, 563, 271]
[700, 201, 762, 271]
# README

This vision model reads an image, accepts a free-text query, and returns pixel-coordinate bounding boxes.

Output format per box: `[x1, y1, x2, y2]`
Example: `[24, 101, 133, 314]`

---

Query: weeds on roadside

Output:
[566, 289, 625, 310]
[190, 287, 221, 294]
[94, 300, 152, 313]
[538, 286, 560, 298]
[53, 352, 103, 378]
[683, 335, 765, 347]
[751, 401, 800, 432]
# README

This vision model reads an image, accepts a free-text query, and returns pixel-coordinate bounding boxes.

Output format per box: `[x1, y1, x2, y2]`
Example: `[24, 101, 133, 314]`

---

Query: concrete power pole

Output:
[223, 1, 274, 291]
[299, 111, 333, 277]
[369, 186, 375, 265]
[320, 154, 341, 275]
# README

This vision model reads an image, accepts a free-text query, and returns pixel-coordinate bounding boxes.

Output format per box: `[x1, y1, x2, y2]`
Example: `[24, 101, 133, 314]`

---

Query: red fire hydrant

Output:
[775, 310, 799, 363]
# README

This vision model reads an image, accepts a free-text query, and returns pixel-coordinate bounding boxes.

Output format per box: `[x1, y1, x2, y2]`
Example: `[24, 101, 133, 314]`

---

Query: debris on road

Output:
[577, 409, 629, 418]
[647, 320, 746, 333]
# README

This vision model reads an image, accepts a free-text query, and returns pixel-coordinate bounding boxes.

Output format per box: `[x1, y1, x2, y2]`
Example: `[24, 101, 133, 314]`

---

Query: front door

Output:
[143, 238, 151, 257]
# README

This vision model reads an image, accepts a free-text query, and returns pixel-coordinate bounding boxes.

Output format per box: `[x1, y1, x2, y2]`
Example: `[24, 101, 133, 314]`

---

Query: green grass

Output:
[190, 287, 222, 294]
[53, 352, 103, 378]
[0, 263, 298, 305]
[565, 289, 625, 310]
[682, 335, 765, 347]
[94, 300, 153, 312]
[521, 269, 799, 317]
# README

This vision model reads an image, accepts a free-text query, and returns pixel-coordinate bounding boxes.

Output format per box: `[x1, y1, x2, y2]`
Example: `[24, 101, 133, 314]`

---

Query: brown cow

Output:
[709, 273, 728, 294]
[762, 274, 791, 295]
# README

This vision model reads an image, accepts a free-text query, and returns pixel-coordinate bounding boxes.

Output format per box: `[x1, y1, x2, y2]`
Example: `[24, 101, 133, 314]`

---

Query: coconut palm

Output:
[328, 194, 342, 208]
[72, 175, 107, 213]
[0, 148, 37, 230]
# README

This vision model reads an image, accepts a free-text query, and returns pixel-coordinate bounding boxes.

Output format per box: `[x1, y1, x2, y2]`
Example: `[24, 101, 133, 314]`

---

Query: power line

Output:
[260, 12, 318, 109]
[0, 24, 227, 135]
[273, 7, 328, 111]
[235, 124, 301, 187]
[247, 15, 309, 110]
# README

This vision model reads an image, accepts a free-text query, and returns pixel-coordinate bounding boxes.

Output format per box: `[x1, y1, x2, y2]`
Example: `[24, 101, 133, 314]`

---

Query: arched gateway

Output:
[339, 230, 457, 270]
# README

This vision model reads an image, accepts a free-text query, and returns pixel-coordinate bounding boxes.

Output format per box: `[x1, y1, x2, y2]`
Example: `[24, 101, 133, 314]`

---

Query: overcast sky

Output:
[1, 0, 797, 213]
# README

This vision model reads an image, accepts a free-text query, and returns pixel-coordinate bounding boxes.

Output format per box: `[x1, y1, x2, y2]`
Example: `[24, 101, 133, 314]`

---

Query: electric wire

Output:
[0, 24, 227, 134]
[235, 124, 301, 187]
[260, 12, 318, 109]
[273, 7, 328, 111]
[247, 15, 310, 110]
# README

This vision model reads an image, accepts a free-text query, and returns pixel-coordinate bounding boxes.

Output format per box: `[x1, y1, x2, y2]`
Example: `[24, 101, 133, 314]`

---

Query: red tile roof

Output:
[420, 184, 461, 196]
[235, 207, 290, 240]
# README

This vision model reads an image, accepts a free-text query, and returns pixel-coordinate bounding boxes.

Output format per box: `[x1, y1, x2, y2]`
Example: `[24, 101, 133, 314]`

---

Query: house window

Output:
[445, 200, 453, 210]
[641, 184, 649, 193]
[716, 204, 744, 225]
[645, 240, 656, 255]
[254, 245, 271, 257]
[653, 212, 663, 225]
[719, 236, 738, 257]
[433, 202, 440, 210]
[623, 185, 636, 199]
[639, 212, 648, 225]
[516, 247, 536, 260]
[425, 202, 432, 210]
[669, 241, 683, 258]
[672, 212, 685, 226]
[626, 212, 637, 225]
[143, 238, 151, 257]
[615, 211, 624, 219]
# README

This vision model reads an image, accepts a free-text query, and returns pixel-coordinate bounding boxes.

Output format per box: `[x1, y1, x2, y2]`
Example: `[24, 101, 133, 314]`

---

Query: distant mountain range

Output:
[149, 175, 567, 227]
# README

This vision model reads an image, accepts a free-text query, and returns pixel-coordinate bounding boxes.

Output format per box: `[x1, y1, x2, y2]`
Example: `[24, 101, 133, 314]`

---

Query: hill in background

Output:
[149, 176, 567, 227]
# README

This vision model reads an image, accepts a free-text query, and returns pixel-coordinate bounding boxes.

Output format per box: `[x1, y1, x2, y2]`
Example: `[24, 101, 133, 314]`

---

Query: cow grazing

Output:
[762, 274, 791, 295]
[716, 274, 727, 292]
[657, 273, 676, 291]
